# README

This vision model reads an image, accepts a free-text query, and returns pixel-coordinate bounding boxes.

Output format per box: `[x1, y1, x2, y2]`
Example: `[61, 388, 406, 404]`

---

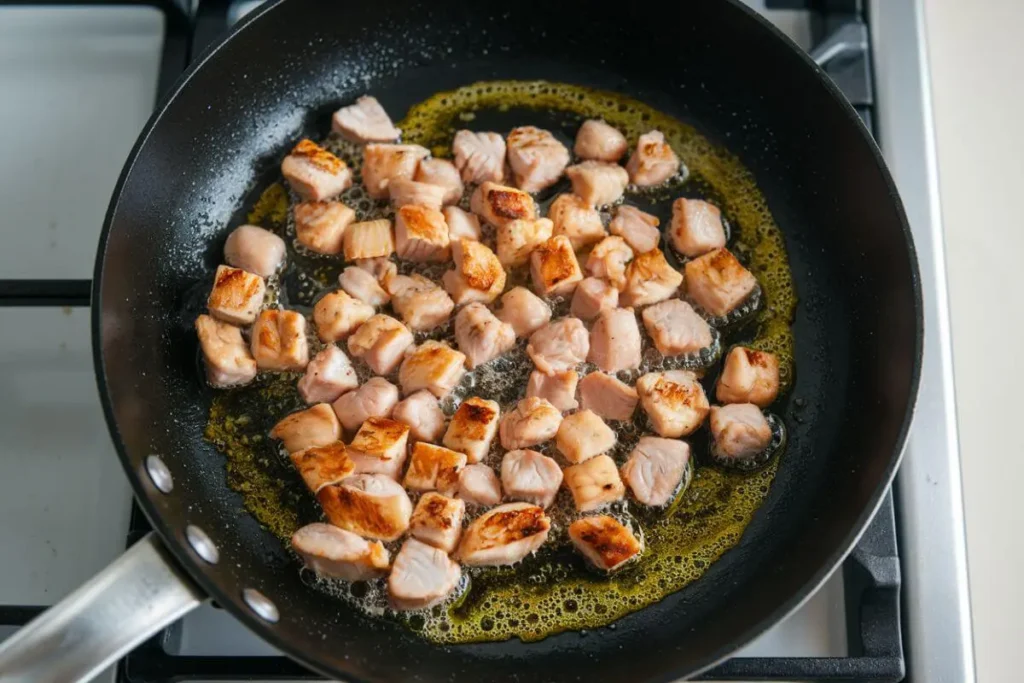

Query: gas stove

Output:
[0, 1, 973, 681]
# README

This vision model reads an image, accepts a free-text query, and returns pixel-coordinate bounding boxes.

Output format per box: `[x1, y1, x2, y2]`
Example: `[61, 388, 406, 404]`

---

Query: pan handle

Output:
[0, 532, 204, 683]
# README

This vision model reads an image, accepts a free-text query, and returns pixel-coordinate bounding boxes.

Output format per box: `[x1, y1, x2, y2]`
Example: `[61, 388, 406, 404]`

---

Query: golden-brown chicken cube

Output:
[403, 442, 467, 494]
[347, 417, 410, 480]
[469, 181, 536, 228]
[270, 403, 341, 453]
[568, 515, 641, 572]
[289, 441, 355, 493]
[442, 239, 507, 305]
[443, 397, 500, 463]
[625, 130, 680, 186]
[549, 193, 606, 251]
[195, 314, 257, 388]
[251, 309, 309, 371]
[318, 473, 412, 541]
[281, 139, 352, 200]
[399, 340, 466, 399]
[409, 493, 466, 553]
[530, 235, 584, 297]
[361, 143, 430, 199]
[313, 290, 374, 343]
[684, 247, 758, 317]
[497, 217, 554, 268]
[716, 346, 781, 407]
[555, 409, 616, 464]
[207, 265, 265, 325]
[456, 502, 551, 567]
[294, 200, 355, 255]
[621, 249, 683, 307]
[636, 370, 709, 438]
[394, 204, 450, 262]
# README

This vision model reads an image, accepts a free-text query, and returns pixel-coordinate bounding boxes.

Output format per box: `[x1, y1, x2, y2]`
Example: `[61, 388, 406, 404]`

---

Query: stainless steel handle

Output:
[0, 532, 205, 683]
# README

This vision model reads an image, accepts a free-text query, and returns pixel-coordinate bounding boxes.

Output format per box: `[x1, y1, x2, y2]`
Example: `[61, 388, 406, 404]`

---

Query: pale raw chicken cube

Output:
[270, 403, 341, 453]
[392, 390, 446, 443]
[710, 404, 772, 461]
[361, 143, 430, 199]
[570, 277, 618, 321]
[641, 299, 714, 356]
[388, 178, 447, 211]
[566, 161, 629, 207]
[207, 265, 265, 326]
[313, 290, 374, 342]
[443, 239, 507, 305]
[684, 248, 758, 317]
[501, 450, 563, 509]
[297, 345, 359, 404]
[454, 303, 516, 369]
[409, 493, 466, 553]
[388, 538, 462, 611]
[469, 181, 536, 228]
[506, 126, 570, 193]
[291, 523, 389, 581]
[609, 205, 661, 254]
[497, 217, 554, 268]
[404, 442, 466, 494]
[716, 346, 781, 407]
[251, 309, 309, 371]
[318, 473, 412, 541]
[399, 340, 466, 398]
[195, 314, 256, 388]
[578, 372, 638, 421]
[281, 139, 352, 200]
[331, 377, 399, 433]
[548, 193, 606, 250]
[346, 314, 414, 375]
[289, 441, 355, 493]
[415, 158, 464, 205]
[669, 198, 726, 258]
[355, 256, 395, 281]
[331, 95, 400, 143]
[497, 286, 552, 338]
[621, 437, 691, 506]
[338, 266, 390, 307]
[622, 249, 683, 307]
[568, 516, 641, 572]
[588, 307, 642, 373]
[526, 369, 578, 412]
[636, 370, 709, 438]
[563, 455, 625, 512]
[457, 502, 551, 566]
[625, 130, 680, 186]
[456, 463, 503, 506]
[556, 409, 616, 464]
[347, 417, 410, 480]
[224, 224, 286, 278]
[343, 219, 394, 261]
[527, 317, 589, 375]
[443, 397, 500, 463]
[388, 274, 455, 332]
[294, 200, 355, 255]
[585, 236, 634, 290]
[530, 236, 584, 297]
[499, 397, 563, 450]
[443, 206, 482, 242]
[452, 130, 507, 184]
[394, 204, 450, 262]
[574, 119, 628, 163]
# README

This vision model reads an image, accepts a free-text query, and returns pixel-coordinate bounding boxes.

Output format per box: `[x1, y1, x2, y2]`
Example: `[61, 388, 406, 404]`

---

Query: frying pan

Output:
[0, 0, 922, 681]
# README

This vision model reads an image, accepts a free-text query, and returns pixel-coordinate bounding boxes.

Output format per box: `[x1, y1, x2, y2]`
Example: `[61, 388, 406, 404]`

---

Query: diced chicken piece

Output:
[566, 161, 629, 208]
[574, 119, 628, 163]
[313, 290, 374, 343]
[497, 217, 554, 268]
[443, 397, 500, 463]
[394, 204, 450, 262]
[207, 265, 265, 325]
[499, 397, 563, 450]
[456, 463, 503, 506]
[294, 200, 355, 255]
[361, 143, 430, 199]
[527, 317, 589, 375]
[251, 309, 309, 371]
[570, 277, 618, 321]
[642, 299, 714, 356]
[497, 287, 552, 340]
[716, 346, 781, 407]
[343, 219, 394, 261]
[223, 224, 286, 278]
[409, 492, 466, 553]
[297, 345, 359, 404]
[387, 274, 456, 332]
[331, 377, 400, 433]
[548, 193, 606, 251]
[556, 409, 616, 464]
[526, 369, 579, 412]
[271, 403, 341, 453]
[195, 314, 256, 388]
[443, 206, 482, 242]
[354, 256, 395, 281]
[392, 390, 446, 443]
[291, 523, 389, 581]
[347, 417, 410, 480]
[568, 515, 641, 572]
[399, 340, 466, 399]
[684, 248, 758, 317]
[625, 130, 680, 186]
[388, 178, 447, 212]
[452, 130, 507, 184]
[457, 502, 551, 566]
[469, 181, 536, 229]
[289, 441, 355, 493]
[669, 198, 726, 258]
[501, 450, 563, 509]
[609, 205, 661, 254]
[636, 370, 709, 437]
[388, 538, 462, 611]
[710, 404, 773, 461]
[506, 126, 570, 193]
[578, 372, 638, 421]
[621, 437, 691, 506]
[454, 303, 516, 369]
[345, 314, 413, 375]
[586, 236, 634, 290]
[281, 139, 352, 200]
[562, 455, 625, 512]
[622, 249, 683, 307]
[442, 239, 507, 305]
[588, 307, 642, 373]
[338, 266, 389, 307]
[415, 158, 464, 205]
[530, 235, 584, 297]
[318, 473, 412, 541]
[404, 442, 466, 494]
[331, 95, 400, 143]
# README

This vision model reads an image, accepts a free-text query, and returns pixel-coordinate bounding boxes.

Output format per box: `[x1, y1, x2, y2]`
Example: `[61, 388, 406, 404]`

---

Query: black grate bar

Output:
[0, 606, 46, 627]
[698, 655, 903, 682]
[0, 280, 91, 307]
